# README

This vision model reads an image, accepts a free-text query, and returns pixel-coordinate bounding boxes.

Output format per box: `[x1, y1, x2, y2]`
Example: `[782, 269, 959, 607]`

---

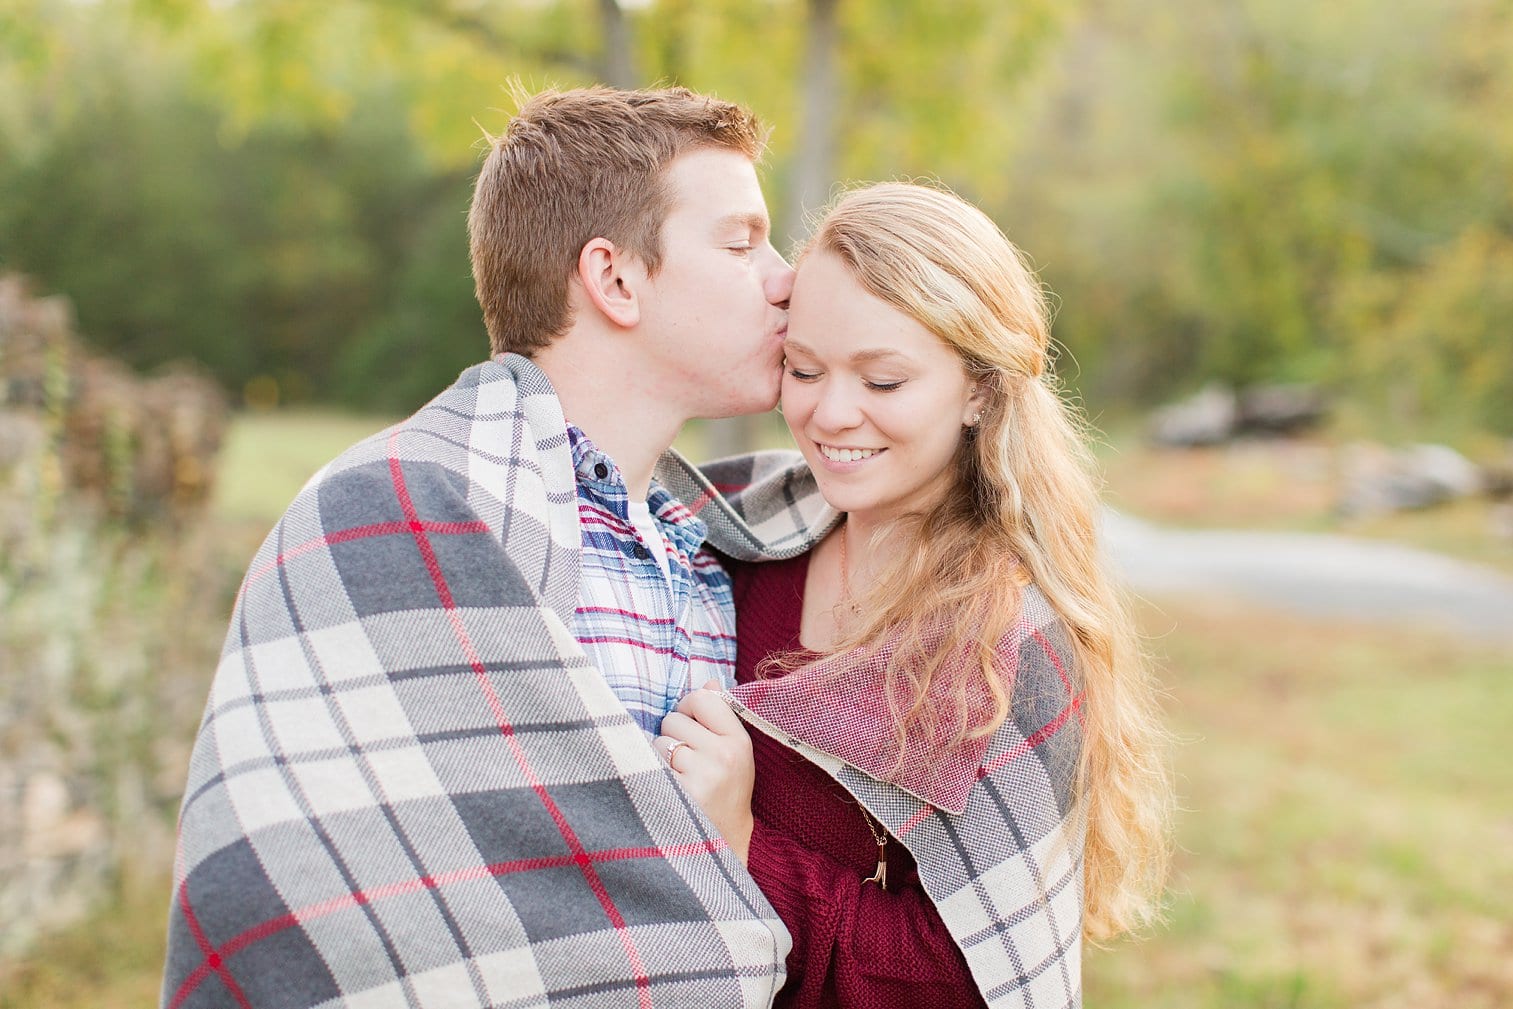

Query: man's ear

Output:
[577, 237, 641, 329]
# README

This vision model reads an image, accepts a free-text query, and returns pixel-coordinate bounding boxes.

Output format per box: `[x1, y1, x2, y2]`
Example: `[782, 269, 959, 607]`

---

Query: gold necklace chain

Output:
[836, 522, 862, 622]
[837, 522, 887, 889]
[838, 521, 853, 600]
[859, 806, 889, 890]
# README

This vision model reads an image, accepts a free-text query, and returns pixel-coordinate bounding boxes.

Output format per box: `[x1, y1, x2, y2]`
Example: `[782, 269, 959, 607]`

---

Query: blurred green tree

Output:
[5, 0, 1507, 433]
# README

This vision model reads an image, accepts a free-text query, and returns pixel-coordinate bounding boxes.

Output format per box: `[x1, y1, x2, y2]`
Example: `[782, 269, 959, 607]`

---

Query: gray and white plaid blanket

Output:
[165, 353, 1082, 1008]
[162, 356, 831, 1009]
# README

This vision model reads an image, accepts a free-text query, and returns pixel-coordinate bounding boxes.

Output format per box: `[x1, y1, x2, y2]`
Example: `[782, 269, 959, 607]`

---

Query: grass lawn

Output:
[1085, 598, 1513, 1009]
[212, 409, 401, 525]
[4, 595, 1508, 1008]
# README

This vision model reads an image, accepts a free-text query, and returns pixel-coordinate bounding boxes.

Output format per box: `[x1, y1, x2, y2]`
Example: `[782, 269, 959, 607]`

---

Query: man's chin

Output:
[700, 400, 779, 421]
[710, 383, 782, 418]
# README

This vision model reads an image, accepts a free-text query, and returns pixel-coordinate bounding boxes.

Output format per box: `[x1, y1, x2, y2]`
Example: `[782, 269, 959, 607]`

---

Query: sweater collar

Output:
[726, 642, 1006, 816]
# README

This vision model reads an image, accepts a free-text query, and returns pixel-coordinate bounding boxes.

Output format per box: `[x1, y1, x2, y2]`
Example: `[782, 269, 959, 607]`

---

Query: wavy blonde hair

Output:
[800, 182, 1171, 940]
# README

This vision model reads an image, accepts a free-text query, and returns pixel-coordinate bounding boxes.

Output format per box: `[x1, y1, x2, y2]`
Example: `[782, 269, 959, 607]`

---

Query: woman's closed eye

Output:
[865, 379, 906, 392]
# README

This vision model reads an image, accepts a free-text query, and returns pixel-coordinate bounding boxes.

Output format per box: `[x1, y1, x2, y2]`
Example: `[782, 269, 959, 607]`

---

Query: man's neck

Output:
[533, 345, 684, 500]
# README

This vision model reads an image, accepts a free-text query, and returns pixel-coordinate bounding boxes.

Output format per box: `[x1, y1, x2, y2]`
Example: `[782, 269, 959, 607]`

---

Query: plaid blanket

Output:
[162, 357, 831, 1009]
[658, 466, 1088, 1009]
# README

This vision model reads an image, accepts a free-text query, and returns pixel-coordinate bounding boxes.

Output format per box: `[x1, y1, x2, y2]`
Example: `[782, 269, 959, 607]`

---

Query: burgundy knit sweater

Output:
[729, 553, 988, 1009]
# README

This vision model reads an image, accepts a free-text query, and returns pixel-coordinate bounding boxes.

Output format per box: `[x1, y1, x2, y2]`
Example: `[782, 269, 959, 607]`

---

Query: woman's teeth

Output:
[820, 445, 880, 463]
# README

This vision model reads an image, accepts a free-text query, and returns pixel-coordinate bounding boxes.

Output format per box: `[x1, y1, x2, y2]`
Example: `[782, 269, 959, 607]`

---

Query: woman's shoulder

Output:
[1002, 583, 1077, 671]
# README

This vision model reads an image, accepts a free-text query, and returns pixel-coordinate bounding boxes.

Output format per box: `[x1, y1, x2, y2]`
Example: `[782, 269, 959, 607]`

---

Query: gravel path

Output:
[1103, 510, 1513, 645]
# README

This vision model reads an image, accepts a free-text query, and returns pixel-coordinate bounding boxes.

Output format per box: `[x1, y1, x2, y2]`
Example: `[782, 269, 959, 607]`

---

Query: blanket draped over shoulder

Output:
[162, 357, 829, 1009]
[661, 457, 1088, 1009]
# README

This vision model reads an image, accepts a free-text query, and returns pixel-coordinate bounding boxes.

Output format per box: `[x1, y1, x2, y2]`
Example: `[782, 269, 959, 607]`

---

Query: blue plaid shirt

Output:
[567, 425, 738, 736]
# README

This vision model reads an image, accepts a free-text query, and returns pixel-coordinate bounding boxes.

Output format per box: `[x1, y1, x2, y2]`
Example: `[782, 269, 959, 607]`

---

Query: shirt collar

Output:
[566, 424, 710, 559]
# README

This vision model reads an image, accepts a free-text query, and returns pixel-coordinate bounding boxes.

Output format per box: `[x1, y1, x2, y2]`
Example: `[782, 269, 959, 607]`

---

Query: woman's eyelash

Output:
[866, 380, 905, 392]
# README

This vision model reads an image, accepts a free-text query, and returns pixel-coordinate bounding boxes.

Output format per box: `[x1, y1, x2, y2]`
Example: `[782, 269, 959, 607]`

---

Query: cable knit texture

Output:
[731, 553, 988, 1009]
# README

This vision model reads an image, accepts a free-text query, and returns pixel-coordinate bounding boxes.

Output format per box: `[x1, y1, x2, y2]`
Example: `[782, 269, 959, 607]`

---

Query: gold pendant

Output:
[863, 843, 888, 890]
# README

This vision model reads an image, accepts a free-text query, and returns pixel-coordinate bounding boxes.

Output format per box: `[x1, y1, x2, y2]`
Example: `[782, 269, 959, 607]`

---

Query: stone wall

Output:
[0, 275, 232, 960]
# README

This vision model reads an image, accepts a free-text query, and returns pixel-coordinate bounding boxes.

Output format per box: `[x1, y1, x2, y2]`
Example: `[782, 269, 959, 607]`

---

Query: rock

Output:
[1485, 445, 1513, 500]
[1338, 442, 1485, 517]
[1491, 502, 1513, 542]
[1237, 383, 1329, 435]
[1407, 444, 1485, 498]
[1149, 383, 1238, 447]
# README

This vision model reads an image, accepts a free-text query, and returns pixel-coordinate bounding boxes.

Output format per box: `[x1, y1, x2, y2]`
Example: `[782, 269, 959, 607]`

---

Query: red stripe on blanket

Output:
[897, 805, 936, 837]
[955, 624, 1083, 782]
[385, 435, 654, 1007]
[168, 880, 254, 1009]
[683, 488, 716, 516]
[1033, 626, 1082, 715]
[977, 691, 1084, 781]
[167, 839, 728, 1007]
[239, 519, 491, 596]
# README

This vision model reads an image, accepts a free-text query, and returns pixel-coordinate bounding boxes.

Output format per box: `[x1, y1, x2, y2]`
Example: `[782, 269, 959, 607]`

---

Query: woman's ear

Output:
[964, 381, 989, 426]
[576, 237, 641, 329]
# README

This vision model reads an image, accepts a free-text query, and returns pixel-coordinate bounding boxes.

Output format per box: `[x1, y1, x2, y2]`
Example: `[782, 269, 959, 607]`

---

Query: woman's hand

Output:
[656, 680, 755, 864]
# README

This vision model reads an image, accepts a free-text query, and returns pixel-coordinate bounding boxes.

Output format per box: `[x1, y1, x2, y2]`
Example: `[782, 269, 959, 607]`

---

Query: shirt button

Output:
[593, 463, 609, 479]
[633, 544, 650, 560]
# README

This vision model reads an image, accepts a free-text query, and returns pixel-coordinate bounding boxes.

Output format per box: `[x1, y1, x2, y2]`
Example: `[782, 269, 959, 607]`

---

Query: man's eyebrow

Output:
[715, 212, 769, 235]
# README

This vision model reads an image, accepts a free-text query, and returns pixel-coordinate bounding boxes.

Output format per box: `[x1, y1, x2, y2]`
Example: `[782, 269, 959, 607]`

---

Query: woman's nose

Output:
[811, 385, 862, 432]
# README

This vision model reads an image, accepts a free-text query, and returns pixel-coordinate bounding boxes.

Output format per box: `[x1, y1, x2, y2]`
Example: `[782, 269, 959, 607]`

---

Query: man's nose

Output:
[765, 247, 796, 307]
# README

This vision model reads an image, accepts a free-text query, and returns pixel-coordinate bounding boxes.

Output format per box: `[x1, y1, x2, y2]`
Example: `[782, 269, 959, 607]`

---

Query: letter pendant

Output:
[863, 842, 888, 890]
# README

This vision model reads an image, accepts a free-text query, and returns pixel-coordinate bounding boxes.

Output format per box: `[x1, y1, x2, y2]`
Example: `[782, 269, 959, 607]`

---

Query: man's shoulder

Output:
[322, 358, 530, 476]
[259, 356, 571, 555]
[307, 356, 567, 497]
[256, 356, 580, 615]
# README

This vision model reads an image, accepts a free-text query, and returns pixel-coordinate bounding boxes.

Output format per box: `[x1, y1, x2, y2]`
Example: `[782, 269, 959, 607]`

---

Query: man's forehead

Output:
[664, 149, 768, 222]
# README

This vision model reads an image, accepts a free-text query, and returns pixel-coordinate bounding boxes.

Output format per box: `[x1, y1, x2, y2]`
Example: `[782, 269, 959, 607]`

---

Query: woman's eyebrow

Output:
[785, 339, 912, 366]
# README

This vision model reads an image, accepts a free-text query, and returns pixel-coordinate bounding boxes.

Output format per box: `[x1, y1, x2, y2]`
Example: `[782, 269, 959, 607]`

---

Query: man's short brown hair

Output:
[467, 86, 766, 357]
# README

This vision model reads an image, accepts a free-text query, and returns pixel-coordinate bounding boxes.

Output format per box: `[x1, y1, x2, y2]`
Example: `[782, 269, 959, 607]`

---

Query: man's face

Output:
[636, 148, 795, 419]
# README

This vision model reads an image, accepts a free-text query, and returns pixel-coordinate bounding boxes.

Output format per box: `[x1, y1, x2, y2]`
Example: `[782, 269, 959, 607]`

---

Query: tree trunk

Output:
[782, 0, 840, 249]
[597, 0, 640, 88]
[704, 0, 842, 460]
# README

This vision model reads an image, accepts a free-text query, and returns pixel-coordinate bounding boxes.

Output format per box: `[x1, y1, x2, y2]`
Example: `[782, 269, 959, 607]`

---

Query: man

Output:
[162, 86, 834, 1009]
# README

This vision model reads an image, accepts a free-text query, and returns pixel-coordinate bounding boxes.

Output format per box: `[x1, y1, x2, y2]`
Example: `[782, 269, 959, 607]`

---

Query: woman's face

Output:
[781, 249, 984, 526]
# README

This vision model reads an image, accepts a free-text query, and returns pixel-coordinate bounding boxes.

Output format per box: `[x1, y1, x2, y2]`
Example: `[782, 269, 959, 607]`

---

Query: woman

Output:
[659, 182, 1171, 1008]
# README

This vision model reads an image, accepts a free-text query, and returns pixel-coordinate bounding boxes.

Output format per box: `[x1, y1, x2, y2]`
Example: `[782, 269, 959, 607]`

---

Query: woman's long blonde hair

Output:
[802, 182, 1171, 940]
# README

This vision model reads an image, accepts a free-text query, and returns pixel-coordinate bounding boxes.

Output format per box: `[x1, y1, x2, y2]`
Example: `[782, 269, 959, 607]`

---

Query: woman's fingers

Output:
[654, 733, 691, 771]
[660, 709, 718, 749]
[674, 685, 745, 737]
[657, 693, 755, 866]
